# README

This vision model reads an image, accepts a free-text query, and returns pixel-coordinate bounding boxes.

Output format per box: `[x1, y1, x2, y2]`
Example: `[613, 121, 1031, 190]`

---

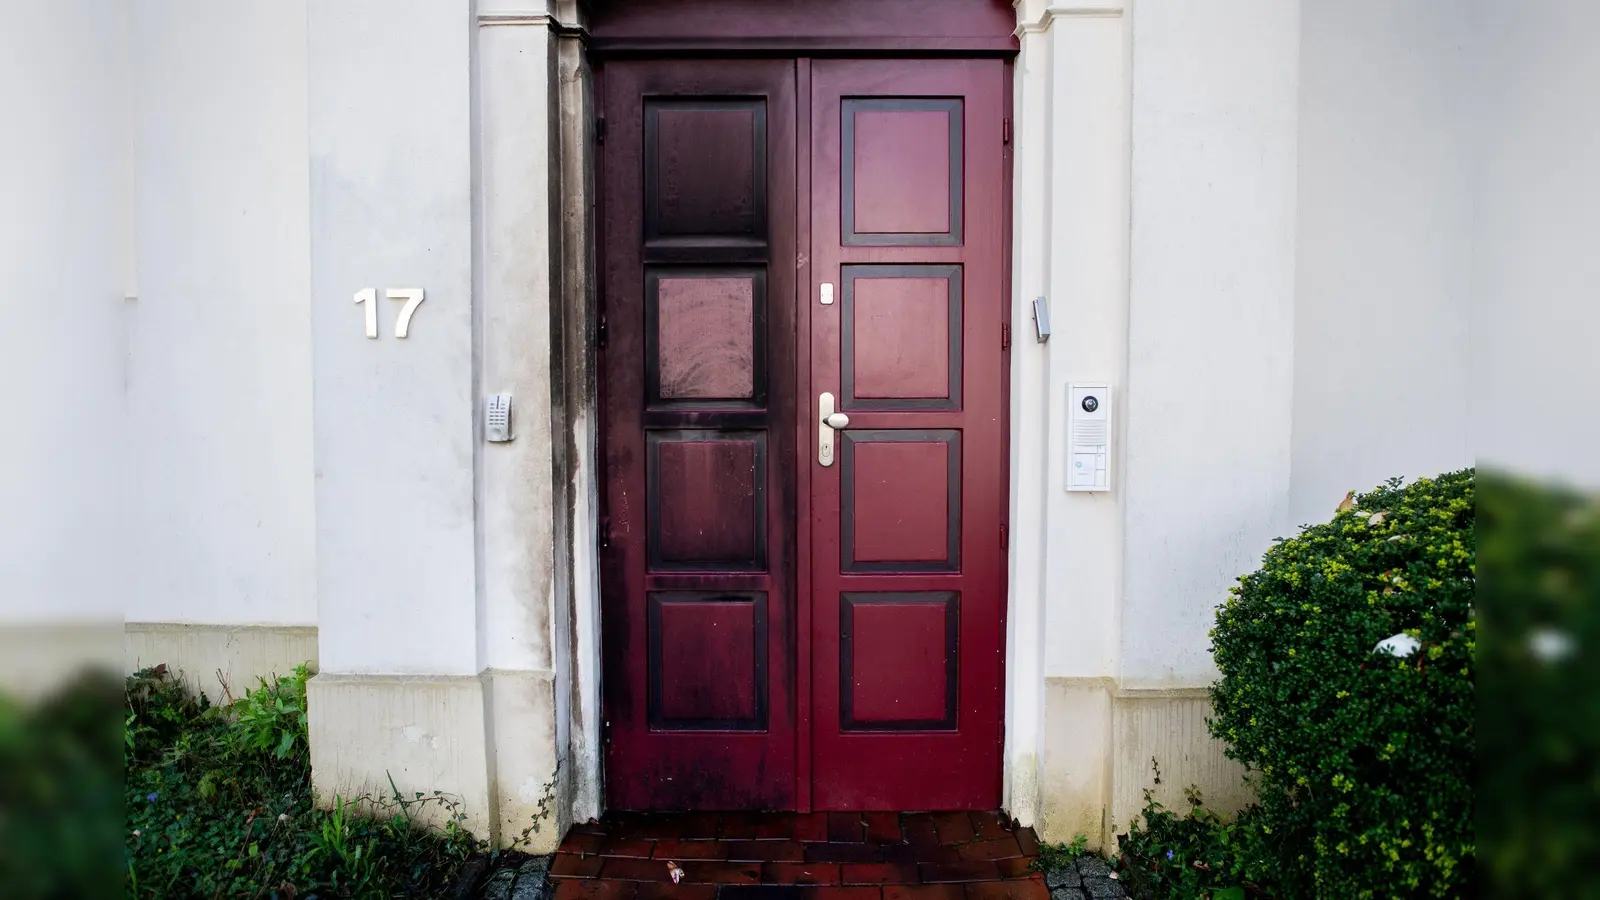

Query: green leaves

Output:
[1117, 781, 1273, 900]
[227, 665, 311, 763]
[1207, 470, 1475, 898]
[125, 665, 485, 897]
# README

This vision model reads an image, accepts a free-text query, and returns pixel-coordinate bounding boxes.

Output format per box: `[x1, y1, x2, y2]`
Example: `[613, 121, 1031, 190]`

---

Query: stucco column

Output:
[304, 0, 490, 837]
[475, 0, 593, 846]
[1009, 0, 1131, 845]
[304, 0, 585, 850]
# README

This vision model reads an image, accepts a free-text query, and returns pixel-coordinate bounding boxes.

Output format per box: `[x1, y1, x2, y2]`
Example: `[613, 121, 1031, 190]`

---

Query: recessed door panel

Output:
[648, 431, 766, 571]
[841, 592, 959, 730]
[648, 270, 764, 404]
[649, 592, 769, 730]
[645, 100, 767, 244]
[842, 98, 964, 245]
[842, 265, 963, 410]
[841, 430, 961, 571]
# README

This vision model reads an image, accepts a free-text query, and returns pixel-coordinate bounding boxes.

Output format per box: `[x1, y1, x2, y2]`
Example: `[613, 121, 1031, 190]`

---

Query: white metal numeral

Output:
[387, 288, 425, 338]
[354, 288, 377, 338]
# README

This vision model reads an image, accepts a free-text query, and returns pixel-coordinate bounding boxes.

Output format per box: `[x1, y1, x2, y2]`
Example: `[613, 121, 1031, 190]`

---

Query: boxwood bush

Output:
[1208, 470, 1475, 898]
[1477, 471, 1600, 895]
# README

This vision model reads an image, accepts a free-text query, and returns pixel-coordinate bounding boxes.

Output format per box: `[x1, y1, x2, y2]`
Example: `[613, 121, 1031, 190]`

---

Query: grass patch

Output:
[126, 664, 484, 898]
[1032, 832, 1093, 873]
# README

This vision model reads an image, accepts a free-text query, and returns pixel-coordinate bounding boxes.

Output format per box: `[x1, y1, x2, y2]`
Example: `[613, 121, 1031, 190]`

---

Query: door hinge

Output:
[1003, 117, 1012, 145]
[1000, 523, 1009, 551]
[596, 314, 608, 349]
[1001, 323, 1011, 350]
[600, 514, 611, 550]
[595, 116, 606, 144]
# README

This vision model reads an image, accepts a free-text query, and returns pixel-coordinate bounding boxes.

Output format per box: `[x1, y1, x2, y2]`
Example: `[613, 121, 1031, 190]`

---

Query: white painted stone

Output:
[1121, 0, 1302, 688]
[0, 1, 129, 637]
[127, 1, 316, 628]
[306, 0, 479, 676]
[1006, 0, 1129, 830]
[1290, 0, 1473, 525]
[1473, 0, 1600, 487]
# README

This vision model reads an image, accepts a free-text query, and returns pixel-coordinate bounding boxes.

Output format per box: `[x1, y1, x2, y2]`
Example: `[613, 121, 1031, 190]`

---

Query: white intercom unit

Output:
[1066, 382, 1111, 492]
[486, 394, 514, 442]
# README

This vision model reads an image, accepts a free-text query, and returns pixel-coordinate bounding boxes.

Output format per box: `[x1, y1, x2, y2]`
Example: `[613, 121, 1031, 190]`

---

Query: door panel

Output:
[601, 59, 797, 811]
[808, 59, 1008, 810]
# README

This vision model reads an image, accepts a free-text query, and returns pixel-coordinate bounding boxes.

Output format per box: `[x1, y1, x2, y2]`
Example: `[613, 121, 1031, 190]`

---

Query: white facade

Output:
[13, 0, 1580, 849]
[0, 1, 129, 693]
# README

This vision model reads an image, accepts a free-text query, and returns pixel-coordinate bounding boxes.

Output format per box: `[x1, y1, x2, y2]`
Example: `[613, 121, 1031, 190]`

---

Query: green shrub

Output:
[0, 669, 124, 899]
[1116, 774, 1268, 899]
[1477, 471, 1600, 896]
[1208, 470, 1475, 897]
[126, 664, 483, 897]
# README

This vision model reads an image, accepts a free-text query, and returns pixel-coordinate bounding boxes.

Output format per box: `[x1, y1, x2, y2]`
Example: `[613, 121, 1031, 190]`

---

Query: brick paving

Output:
[547, 811, 1048, 900]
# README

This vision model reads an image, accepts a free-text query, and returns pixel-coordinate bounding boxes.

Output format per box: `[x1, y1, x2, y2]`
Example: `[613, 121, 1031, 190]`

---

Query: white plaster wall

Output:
[1120, 0, 1301, 687]
[1473, 0, 1600, 487]
[307, 0, 480, 675]
[127, 1, 316, 627]
[0, 1, 130, 628]
[1289, 0, 1473, 526]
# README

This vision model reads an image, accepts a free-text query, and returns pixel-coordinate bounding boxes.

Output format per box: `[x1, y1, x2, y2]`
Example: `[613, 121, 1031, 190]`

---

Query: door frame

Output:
[585, 0, 1018, 814]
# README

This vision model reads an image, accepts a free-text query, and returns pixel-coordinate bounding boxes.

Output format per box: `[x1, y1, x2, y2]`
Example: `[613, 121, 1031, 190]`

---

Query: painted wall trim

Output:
[1005, 0, 1132, 831]
[1015, 1, 1125, 37]
[125, 622, 319, 707]
[126, 622, 318, 635]
[1114, 685, 1212, 700]
[477, 0, 585, 33]
[477, 14, 589, 37]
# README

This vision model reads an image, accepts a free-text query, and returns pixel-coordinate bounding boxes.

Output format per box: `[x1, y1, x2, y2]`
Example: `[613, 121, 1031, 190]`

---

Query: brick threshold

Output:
[549, 811, 1045, 900]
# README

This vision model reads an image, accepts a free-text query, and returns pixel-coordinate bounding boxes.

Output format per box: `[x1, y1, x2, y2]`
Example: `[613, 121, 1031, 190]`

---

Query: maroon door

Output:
[600, 59, 799, 810]
[600, 56, 1008, 812]
[805, 59, 1008, 810]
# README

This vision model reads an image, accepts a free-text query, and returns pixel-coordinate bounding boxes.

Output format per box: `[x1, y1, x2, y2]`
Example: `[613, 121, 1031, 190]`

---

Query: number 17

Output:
[353, 287, 426, 339]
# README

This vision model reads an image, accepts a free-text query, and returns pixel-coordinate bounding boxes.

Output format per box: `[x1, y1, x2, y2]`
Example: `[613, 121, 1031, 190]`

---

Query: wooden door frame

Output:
[588, 0, 1017, 813]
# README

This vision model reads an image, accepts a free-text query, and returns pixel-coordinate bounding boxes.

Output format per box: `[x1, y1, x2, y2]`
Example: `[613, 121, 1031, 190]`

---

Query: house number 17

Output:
[354, 288, 426, 339]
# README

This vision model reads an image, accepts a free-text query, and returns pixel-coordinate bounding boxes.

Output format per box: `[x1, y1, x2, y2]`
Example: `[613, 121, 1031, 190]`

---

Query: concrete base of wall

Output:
[1039, 677, 1115, 846]
[1039, 677, 1251, 849]
[1110, 688, 1253, 836]
[482, 667, 567, 851]
[307, 673, 493, 836]
[122, 623, 1241, 856]
[0, 622, 121, 699]
[305, 669, 566, 852]
[125, 622, 318, 705]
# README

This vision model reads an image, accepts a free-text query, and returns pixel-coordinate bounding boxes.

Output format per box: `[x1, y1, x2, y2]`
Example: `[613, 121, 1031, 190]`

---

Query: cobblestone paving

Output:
[1043, 858, 1126, 900]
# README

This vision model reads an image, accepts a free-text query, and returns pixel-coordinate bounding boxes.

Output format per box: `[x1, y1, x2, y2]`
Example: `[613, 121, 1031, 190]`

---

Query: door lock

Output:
[818, 392, 849, 466]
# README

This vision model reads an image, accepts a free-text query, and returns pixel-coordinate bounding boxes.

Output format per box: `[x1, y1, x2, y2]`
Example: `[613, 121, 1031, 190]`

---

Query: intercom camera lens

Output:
[1082, 396, 1099, 412]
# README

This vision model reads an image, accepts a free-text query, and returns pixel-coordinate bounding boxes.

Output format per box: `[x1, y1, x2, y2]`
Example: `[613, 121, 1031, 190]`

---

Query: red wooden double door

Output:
[600, 58, 1009, 812]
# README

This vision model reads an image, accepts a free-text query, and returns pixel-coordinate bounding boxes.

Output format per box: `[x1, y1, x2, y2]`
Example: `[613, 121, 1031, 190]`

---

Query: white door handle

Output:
[819, 392, 848, 466]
